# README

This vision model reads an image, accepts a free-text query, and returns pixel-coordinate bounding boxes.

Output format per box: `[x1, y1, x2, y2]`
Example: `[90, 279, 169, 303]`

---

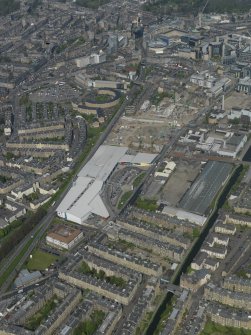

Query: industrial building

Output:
[88, 80, 128, 90]
[154, 160, 176, 179]
[46, 225, 83, 250]
[190, 71, 231, 97]
[181, 129, 247, 159]
[57, 145, 156, 224]
[179, 161, 232, 215]
[14, 269, 42, 288]
[228, 108, 251, 123]
[237, 77, 251, 94]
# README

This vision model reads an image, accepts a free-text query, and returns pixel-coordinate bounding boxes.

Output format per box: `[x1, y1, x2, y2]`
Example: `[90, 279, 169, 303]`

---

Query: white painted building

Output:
[46, 226, 83, 250]
[154, 160, 176, 178]
[217, 133, 247, 158]
[228, 108, 251, 121]
[57, 145, 156, 225]
[190, 71, 216, 88]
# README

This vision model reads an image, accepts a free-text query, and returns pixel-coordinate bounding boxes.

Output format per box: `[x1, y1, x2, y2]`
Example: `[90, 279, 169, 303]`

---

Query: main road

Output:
[0, 85, 139, 293]
[0, 84, 212, 293]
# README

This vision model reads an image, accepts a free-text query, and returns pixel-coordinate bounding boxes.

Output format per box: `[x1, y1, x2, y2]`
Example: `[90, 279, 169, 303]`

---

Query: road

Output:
[0, 83, 209, 293]
[0, 273, 57, 301]
[113, 275, 148, 335]
[0, 85, 140, 293]
[0, 208, 56, 294]
[111, 125, 187, 222]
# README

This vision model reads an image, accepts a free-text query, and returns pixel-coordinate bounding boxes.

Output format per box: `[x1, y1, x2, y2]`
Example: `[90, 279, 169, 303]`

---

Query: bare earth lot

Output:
[158, 160, 201, 206]
[225, 91, 251, 110]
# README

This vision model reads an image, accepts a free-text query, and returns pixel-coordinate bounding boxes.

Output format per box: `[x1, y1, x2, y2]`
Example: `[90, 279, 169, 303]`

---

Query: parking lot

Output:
[29, 83, 81, 103]
[105, 166, 142, 208]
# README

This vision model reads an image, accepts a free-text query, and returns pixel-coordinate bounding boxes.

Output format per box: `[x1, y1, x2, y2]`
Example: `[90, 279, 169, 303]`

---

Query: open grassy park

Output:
[26, 250, 58, 271]
[200, 321, 251, 335]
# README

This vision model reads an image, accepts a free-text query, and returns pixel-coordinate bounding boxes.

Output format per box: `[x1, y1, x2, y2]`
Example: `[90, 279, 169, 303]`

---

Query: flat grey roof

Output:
[179, 161, 232, 215]
[78, 145, 128, 181]
[162, 206, 206, 226]
[57, 145, 156, 223]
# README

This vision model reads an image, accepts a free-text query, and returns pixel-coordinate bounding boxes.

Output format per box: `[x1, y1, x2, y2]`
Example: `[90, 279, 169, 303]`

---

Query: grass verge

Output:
[135, 197, 158, 212]
[117, 191, 133, 209]
[133, 172, 146, 188]
[200, 321, 251, 335]
[0, 227, 42, 287]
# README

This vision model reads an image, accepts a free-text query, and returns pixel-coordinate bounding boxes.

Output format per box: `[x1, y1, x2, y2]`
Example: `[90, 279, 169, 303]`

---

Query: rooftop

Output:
[47, 225, 82, 244]
[57, 145, 156, 223]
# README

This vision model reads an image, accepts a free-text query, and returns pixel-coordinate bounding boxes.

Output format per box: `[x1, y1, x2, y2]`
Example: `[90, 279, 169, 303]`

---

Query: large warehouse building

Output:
[57, 145, 156, 224]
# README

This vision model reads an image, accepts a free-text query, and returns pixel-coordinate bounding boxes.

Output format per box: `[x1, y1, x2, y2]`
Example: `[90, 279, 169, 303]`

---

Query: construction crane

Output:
[197, 0, 210, 29]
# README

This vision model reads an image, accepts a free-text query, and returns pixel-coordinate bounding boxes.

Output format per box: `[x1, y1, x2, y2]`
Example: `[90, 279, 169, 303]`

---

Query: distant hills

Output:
[143, 0, 251, 14]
